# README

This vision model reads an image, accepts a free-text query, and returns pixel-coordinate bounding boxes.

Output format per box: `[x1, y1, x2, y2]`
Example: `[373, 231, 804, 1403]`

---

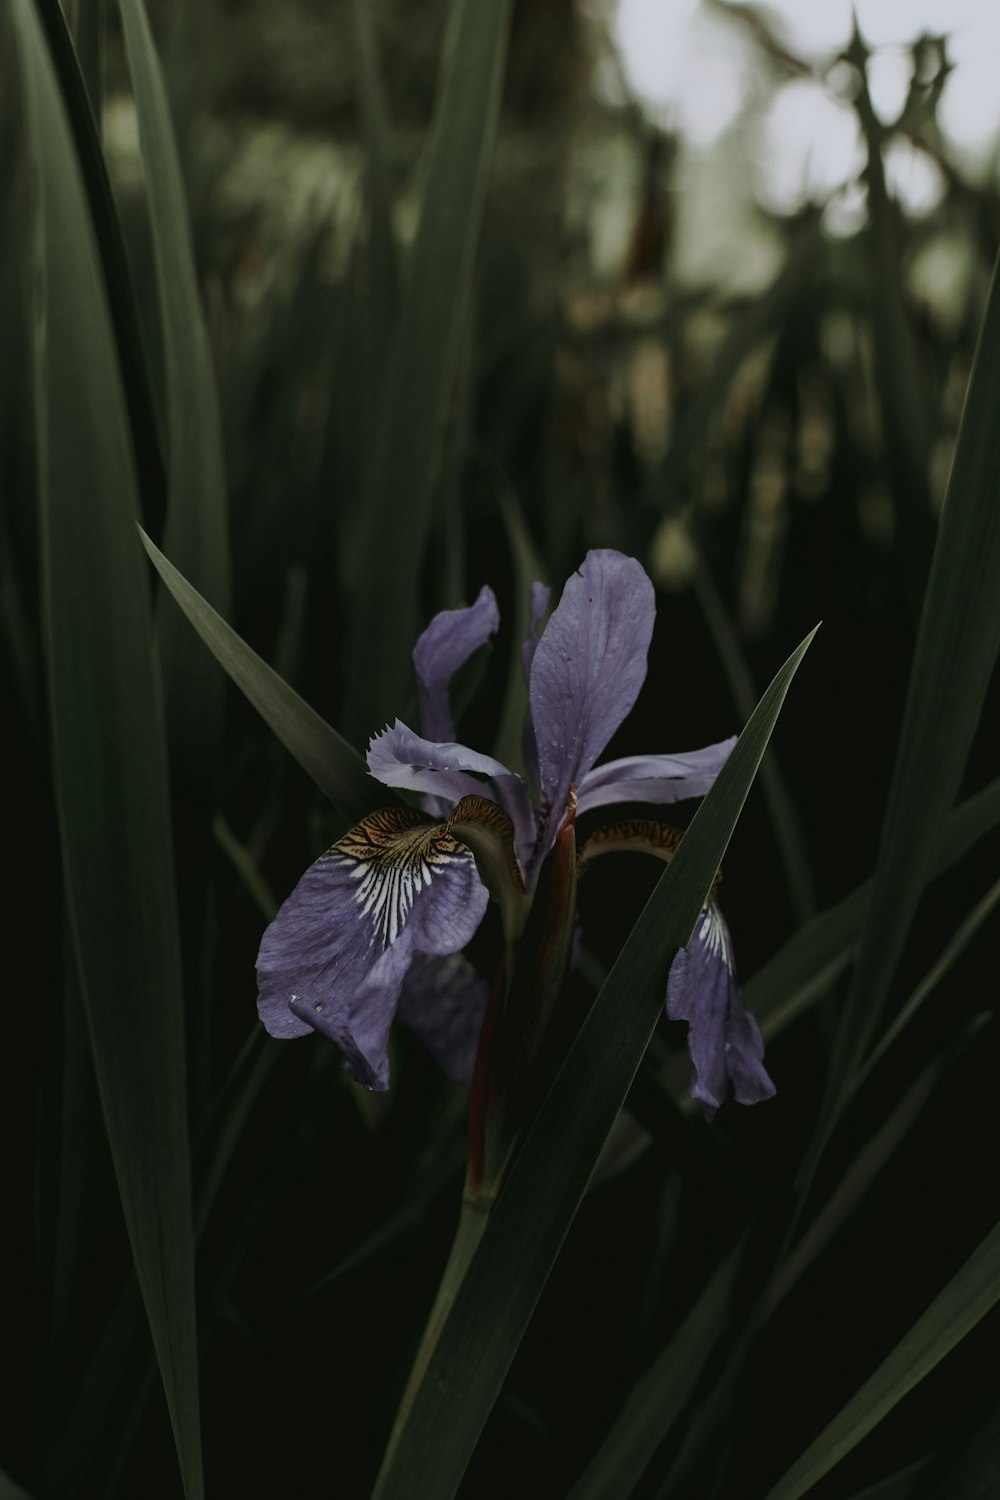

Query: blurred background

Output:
[84, 0, 1000, 901]
[3, 1, 999, 1496]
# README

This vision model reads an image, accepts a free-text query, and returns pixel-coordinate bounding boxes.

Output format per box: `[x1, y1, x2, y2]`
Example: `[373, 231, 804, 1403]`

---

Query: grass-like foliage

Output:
[1, 2, 997, 1497]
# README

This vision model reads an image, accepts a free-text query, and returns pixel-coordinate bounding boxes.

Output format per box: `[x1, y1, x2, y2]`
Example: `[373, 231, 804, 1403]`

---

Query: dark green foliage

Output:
[1, 3, 997, 1499]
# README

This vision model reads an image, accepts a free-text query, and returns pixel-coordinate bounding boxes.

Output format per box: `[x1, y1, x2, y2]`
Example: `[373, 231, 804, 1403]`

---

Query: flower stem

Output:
[372, 1193, 491, 1495]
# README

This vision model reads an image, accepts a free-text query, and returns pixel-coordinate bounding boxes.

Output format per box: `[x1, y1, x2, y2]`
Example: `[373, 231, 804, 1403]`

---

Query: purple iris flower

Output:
[256, 550, 775, 1114]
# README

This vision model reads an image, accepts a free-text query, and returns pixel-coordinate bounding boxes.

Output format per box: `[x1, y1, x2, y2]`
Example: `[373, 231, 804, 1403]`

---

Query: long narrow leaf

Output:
[770, 1016, 990, 1310]
[372, 627, 817, 1500]
[344, 0, 514, 737]
[351, 0, 399, 448]
[843, 1458, 936, 1500]
[577, 1034, 988, 1497]
[825, 246, 1000, 1105]
[0, 1468, 33, 1500]
[139, 529, 382, 826]
[853, 35, 936, 601]
[692, 553, 815, 922]
[351, 0, 397, 299]
[568, 1250, 741, 1500]
[746, 776, 1000, 1034]
[32, 0, 167, 526]
[62, 0, 102, 108]
[762, 1217, 1000, 1500]
[44, 928, 104, 1452]
[12, 2, 202, 1494]
[118, 0, 231, 788]
[859, 879, 1000, 1082]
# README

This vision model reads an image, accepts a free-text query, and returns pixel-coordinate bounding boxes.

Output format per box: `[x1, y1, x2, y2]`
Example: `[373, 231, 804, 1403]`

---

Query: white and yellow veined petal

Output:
[256, 805, 487, 1089]
[255, 796, 527, 1090]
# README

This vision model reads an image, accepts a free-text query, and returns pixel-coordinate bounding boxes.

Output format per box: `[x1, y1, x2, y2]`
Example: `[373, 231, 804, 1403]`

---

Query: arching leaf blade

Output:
[139, 528, 382, 827]
[118, 0, 232, 789]
[344, 0, 514, 738]
[372, 627, 817, 1500]
[32, 0, 167, 527]
[567, 1250, 741, 1500]
[12, 1, 202, 1493]
[745, 776, 1000, 1039]
[762, 1217, 1000, 1500]
[828, 248, 1000, 1100]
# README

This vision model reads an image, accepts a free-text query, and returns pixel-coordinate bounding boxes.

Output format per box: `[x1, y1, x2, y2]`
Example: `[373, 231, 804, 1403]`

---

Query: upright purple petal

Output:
[666, 903, 775, 1119]
[521, 580, 551, 791]
[529, 551, 654, 852]
[577, 737, 737, 814]
[368, 720, 537, 871]
[413, 585, 500, 742]
[396, 950, 490, 1083]
[256, 807, 488, 1089]
[521, 581, 551, 680]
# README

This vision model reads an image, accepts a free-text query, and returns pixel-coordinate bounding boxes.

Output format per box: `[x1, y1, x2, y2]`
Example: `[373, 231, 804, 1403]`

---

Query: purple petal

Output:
[256, 808, 488, 1089]
[302, 938, 414, 1090]
[396, 950, 490, 1083]
[368, 720, 537, 871]
[666, 903, 775, 1119]
[577, 737, 737, 814]
[521, 581, 551, 791]
[413, 585, 500, 742]
[529, 551, 654, 851]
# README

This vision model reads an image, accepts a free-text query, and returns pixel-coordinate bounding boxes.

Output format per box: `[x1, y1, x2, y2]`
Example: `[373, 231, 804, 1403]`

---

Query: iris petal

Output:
[368, 720, 537, 871]
[529, 551, 654, 859]
[397, 950, 490, 1083]
[302, 937, 414, 1090]
[256, 807, 488, 1089]
[577, 738, 736, 814]
[666, 903, 775, 1119]
[521, 580, 551, 791]
[412, 585, 500, 742]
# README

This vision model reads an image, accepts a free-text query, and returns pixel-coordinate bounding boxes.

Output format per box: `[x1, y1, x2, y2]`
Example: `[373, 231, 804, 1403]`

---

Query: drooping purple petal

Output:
[396, 950, 490, 1083]
[413, 585, 500, 742]
[302, 937, 414, 1090]
[521, 580, 551, 791]
[529, 551, 654, 854]
[256, 807, 488, 1089]
[577, 737, 737, 815]
[666, 903, 775, 1119]
[368, 720, 537, 871]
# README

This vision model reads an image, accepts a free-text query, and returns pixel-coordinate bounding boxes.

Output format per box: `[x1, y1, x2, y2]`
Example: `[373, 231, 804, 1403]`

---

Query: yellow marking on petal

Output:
[578, 818, 683, 873]
[330, 806, 466, 948]
[447, 794, 529, 943]
[578, 817, 724, 892]
[448, 795, 525, 895]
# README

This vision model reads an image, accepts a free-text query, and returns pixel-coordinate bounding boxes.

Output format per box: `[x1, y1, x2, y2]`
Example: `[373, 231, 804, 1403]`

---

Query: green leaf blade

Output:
[372, 626, 817, 1500]
[118, 0, 232, 788]
[762, 1218, 1000, 1500]
[832, 250, 1000, 1092]
[12, 1, 203, 1493]
[344, 0, 514, 737]
[567, 1250, 741, 1500]
[139, 529, 382, 827]
[746, 775, 1000, 1042]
